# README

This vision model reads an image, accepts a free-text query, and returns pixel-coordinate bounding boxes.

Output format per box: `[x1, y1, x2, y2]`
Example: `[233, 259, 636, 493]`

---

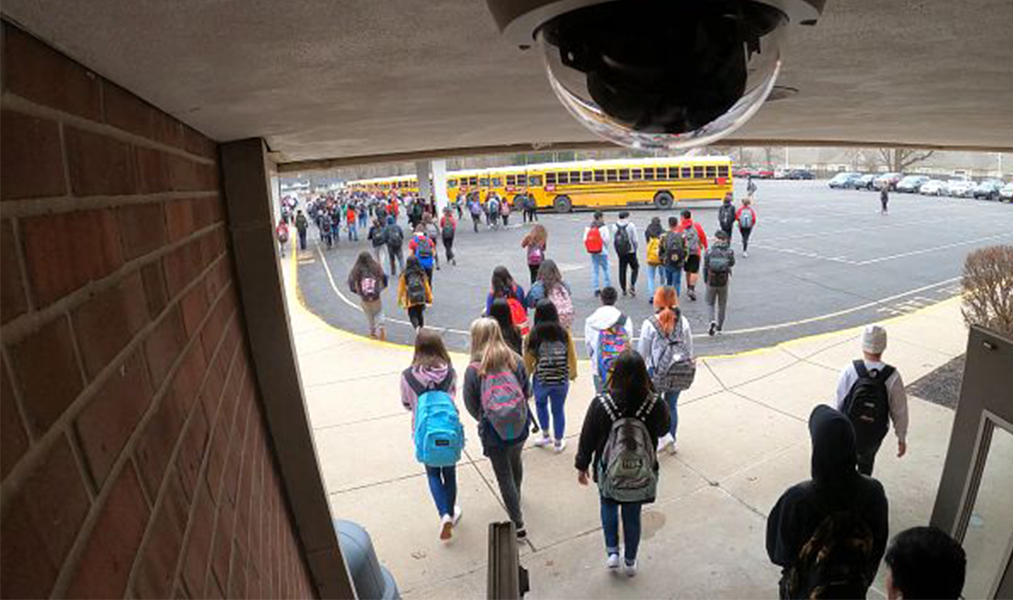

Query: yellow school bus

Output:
[347, 175, 419, 195]
[446, 169, 485, 202]
[524, 156, 732, 212]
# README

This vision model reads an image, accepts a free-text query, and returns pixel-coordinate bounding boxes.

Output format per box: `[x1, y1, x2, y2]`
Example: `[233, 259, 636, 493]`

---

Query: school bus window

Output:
[506, 175, 515, 186]
[706, 166, 716, 178]
[529, 175, 542, 186]
[449, 179, 458, 186]
[583, 171, 593, 183]
[681, 167, 692, 179]
[619, 169, 630, 181]
[607, 170, 618, 182]
[492, 177, 502, 186]
[718, 166, 729, 177]
[480, 178, 489, 186]
[644, 168, 655, 180]
[546, 172, 557, 185]
[569, 171, 580, 182]
[657, 167, 668, 179]
[693, 166, 704, 178]
[632, 169, 642, 180]
[558, 172, 569, 184]
[594, 170, 605, 182]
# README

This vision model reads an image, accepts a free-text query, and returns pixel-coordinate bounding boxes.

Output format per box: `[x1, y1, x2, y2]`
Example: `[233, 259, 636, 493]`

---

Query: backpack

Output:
[596, 315, 629, 385]
[488, 199, 500, 215]
[614, 223, 632, 255]
[663, 231, 687, 267]
[469, 201, 482, 216]
[783, 487, 875, 599]
[535, 340, 569, 385]
[646, 237, 662, 266]
[597, 393, 659, 503]
[548, 284, 574, 330]
[406, 271, 427, 305]
[414, 236, 434, 262]
[707, 246, 733, 287]
[507, 297, 529, 335]
[405, 371, 464, 467]
[386, 225, 404, 248]
[648, 316, 696, 392]
[719, 204, 736, 230]
[683, 223, 701, 254]
[480, 369, 528, 442]
[841, 361, 894, 451]
[276, 225, 289, 243]
[360, 275, 381, 302]
[441, 219, 455, 240]
[527, 243, 544, 266]
[739, 208, 755, 229]
[500, 201, 511, 216]
[585, 226, 604, 254]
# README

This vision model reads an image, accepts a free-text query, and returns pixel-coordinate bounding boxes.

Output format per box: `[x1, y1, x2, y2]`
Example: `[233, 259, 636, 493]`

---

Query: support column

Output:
[415, 159, 449, 213]
[416, 160, 432, 201]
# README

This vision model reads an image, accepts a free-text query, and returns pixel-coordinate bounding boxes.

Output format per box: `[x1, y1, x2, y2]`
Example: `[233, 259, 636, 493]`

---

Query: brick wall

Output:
[1, 22, 316, 599]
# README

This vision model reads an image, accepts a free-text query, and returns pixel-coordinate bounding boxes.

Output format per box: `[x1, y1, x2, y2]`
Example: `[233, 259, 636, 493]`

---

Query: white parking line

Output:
[855, 233, 1013, 265]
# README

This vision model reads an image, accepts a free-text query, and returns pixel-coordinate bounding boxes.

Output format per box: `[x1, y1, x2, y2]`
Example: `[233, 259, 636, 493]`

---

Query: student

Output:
[676, 210, 708, 301]
[485, 267, 527, 330]
[463, 318, 532, 540]
[276, 219, 290, 257]
[833, 325, 909, 476]
[409, 225, 437, 285]
[319, 210, 334, 249]
[524, 300, 578, 452]
[525, 260, 575, 331]
[584, 211, 612, 296]
[295, 210, 308, 251]
[423, 213, 442, 271]
[612, 211, 640, 298]
[638, 286, 693, 455]
[500, 197, 512, 227]
[523, 193, 538, 223]
[718, 192, 737, 243]
[575, 351, 670, 577]
[368, 217, 387, 271]
[397, 255, 433, 330]
[880, 185, 890, 215]
[643, 216, 664, 304]
[488, 193, 501, 230]
[659, 216, 687, 295]
[584, 287, 632, 393]
[704, 229, 736, 336]
[488, 298, 525, 356]
[736, 197, 757, 257]
[399, 329, 464, 540]
[884, 527, 966, 600]
[766, 405, 889, 599]
[468, 195, 483, 233]
[346, 204, 359, 241]
[520, 224, 548, 284]
[747, 175, 758, 198]
[347, 251, 389, 340]
[439, 207, 457, 266]
[384, 215, 405, 276]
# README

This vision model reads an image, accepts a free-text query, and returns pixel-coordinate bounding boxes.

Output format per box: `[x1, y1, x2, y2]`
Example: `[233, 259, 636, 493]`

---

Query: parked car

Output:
[999, 182, 1013, 202]
[896, 175, 930, 193]
[785, 169, 815, 180]
[873, 172, 904, 190]
[829, 172, 861, 188]
[945, 180, 977, 197]
[850, 174, 877, 190]
[919, 179, 947, 196]
[972, 180, 1004, 200]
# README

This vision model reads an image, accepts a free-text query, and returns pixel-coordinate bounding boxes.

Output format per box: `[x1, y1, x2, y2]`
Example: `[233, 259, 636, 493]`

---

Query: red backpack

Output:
[585, 227, 604, 254]
[507, 297, 529, 335]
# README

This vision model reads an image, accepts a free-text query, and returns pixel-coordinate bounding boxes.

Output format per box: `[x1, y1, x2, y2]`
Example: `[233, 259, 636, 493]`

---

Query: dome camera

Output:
[486, 0, 825, 150]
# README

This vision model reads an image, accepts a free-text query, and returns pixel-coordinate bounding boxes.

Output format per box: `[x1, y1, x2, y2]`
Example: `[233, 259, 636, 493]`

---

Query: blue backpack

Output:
[405, 370, 464, 467]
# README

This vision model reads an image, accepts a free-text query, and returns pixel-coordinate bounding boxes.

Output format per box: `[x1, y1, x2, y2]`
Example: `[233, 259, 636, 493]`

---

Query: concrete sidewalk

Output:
[283, 251, 968, 599]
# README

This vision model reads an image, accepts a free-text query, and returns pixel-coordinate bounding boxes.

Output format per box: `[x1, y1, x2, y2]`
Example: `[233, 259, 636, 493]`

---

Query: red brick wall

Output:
[1, 22, 316, 599]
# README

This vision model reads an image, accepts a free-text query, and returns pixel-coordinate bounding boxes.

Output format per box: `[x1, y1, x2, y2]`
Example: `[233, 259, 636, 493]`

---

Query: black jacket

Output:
[766, 405, 889, 595]
[574, 392, 670, 483]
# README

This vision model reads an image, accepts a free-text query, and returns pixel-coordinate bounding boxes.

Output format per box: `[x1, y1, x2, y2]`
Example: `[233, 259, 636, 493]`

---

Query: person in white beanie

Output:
[833, 325, 909, 475]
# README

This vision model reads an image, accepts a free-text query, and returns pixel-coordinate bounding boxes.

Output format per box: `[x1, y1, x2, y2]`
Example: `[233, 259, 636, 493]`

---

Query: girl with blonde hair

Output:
[521, 224, 548, 284]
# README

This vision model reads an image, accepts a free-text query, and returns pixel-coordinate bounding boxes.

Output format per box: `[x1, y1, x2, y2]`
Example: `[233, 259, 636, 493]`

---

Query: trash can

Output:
[335, 520, 400, 600]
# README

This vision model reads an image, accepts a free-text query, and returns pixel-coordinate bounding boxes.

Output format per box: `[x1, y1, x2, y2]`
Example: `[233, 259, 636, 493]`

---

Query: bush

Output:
[961, 245, 1013, 337]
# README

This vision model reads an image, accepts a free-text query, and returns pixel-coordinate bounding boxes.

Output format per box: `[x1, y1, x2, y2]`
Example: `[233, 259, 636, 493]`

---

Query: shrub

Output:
[961, 245, 1013, 337]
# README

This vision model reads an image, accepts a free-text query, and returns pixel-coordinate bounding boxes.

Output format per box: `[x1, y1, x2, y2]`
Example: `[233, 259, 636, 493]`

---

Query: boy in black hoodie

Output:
[766, 405, 889, 599]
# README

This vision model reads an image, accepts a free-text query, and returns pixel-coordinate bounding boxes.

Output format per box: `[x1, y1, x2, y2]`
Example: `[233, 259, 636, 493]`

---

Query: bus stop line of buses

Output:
[344, 156, 733, 213]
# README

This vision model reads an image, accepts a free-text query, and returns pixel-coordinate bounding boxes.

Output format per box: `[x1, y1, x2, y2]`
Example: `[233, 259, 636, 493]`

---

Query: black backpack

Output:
[386, 225, 404, 248]
[719, 204, 736, 229]
[406, 271, 427, 305]
[841, 361, 894, 450]
[663, 231, 687, 267]
[614, 223, 633, 255]
[784, 487, 875, 599]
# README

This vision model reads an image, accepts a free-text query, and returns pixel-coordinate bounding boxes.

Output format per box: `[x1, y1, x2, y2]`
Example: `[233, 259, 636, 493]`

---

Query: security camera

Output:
[487, 0, 825, 150]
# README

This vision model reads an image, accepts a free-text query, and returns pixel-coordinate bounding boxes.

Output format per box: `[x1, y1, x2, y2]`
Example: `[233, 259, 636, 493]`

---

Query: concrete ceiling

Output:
[3, 0, 1012, 165]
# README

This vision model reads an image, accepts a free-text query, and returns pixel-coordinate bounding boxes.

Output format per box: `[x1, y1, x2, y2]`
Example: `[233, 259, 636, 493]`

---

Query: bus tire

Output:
[654, 191, 674, 210]
[553, 195, 572, 213]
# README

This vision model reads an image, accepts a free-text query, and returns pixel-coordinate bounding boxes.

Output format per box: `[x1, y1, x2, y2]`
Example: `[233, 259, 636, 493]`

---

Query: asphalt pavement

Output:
[295, 180, 1012, 355]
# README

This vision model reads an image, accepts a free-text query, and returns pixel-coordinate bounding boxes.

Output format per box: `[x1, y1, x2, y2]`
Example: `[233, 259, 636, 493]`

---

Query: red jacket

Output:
[676, 219, 708, 255]
[736, 206, 757, 227]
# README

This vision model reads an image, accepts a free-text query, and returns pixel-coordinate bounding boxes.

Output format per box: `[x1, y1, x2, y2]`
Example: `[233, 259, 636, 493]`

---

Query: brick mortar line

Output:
[0, 190, 220, 219]
[222, 396, 256, 595]
[8, 216, 36, 314]
[0, 248, 229, 502]
[124, 300, 243, 597]
[1, 93, 217, 166]
[46, 273, 236, 598]
[0, 220, 226, 344]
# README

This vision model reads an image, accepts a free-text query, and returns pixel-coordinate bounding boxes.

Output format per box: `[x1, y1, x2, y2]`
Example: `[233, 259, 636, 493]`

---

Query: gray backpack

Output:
[683, 224, 701, 254]
[649, 316, 696, 392]
[597, 393, 659, 503]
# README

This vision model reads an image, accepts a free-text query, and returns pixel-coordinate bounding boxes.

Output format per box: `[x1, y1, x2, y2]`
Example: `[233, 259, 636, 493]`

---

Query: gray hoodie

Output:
[583, 305, 633, 362]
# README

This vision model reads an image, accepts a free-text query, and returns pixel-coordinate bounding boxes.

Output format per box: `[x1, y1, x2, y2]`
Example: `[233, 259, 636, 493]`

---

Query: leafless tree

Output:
[761, 146, 783, 168]
[962, 245, 1013, 337]
[877, 148, 936, 172]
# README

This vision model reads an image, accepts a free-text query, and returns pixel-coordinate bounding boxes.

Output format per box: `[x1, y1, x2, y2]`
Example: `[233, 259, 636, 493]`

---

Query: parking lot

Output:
[295, 179, 1011, 356]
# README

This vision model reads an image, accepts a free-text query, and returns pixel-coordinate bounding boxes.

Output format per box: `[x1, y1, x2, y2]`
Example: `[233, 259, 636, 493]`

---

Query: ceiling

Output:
[3, 0, 1012, 166]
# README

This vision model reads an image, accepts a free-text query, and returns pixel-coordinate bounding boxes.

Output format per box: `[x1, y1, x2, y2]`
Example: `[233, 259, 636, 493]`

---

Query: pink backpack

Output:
[480, 369, 528, 441]
[548, 284, 574, 330]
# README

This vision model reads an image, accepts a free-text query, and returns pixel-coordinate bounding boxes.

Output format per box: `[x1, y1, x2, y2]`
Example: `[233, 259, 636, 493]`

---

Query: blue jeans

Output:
[591, 252, 611, 291]
[662, 265, 682, 296]
[425, 465, 457, 518]
[646, 264, 661, 300]
[600, 497, 643, 562]
[533, 380, 569, 440]
[664, 390, 681, 442]
[348, 223, 358, 241]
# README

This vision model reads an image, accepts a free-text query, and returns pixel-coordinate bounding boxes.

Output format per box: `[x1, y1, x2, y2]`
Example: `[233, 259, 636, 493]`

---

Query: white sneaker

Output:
[439, 515, 453, 541]
[553, 438, 567, 453]
[452, 505, 463, 527]
[533, 434, 552, 448]
[656, 433, 673, 453]
[743, 251, 749, 258]
[606, 554, 620, 570]
[624, 560, 638, 577]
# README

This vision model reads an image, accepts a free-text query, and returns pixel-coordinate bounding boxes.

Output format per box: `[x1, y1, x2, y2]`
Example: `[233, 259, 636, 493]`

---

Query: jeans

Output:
[408, 305, 425, 329]
[425, 465, 458, 518]
[857, 439, 883, 476]
[706, 284, 729, 329]
[740, 227, 753, 253]
[347, 223, 358, 241]
[618, 253, 639, 294]
[388, 246, 404, 276]
[443, 237, 455, 262]
[664, 390, 681, 442]
[472, 215, 480, 232]
[646, 264, 661, 300]
[488, 443, 524, 528]
[590, 252, 611, 291]
[721, 225, 734, 243]
[528, 263, 540, 285]
[298, 230, 307, 250]
[600, 497, 643, 562]
[533, 380, 569, 440]
[662, 265, 682, 296]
